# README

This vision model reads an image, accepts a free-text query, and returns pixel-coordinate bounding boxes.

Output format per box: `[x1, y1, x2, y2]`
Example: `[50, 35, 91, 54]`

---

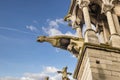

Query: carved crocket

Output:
[37, 35, 84, 57]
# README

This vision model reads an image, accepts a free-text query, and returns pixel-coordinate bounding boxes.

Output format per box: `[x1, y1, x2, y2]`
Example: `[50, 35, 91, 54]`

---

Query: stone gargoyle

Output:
[37, 35, 84, 57]
[57, 66, 72, 80]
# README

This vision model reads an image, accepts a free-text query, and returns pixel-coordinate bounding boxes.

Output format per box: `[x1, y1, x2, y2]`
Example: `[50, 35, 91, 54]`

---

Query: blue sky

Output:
[0, 0, 77, 80]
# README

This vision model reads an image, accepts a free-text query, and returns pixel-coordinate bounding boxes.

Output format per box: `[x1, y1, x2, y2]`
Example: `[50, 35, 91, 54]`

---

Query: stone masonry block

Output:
[107, 64, 120, 72]
[111, 71, 120, 77]
[92, 73, 120, 80]
[89, 57, 112, 65]
[111, 52, 120, 58]
[91, 68, 111, 75]
[90, 62, 107, 69]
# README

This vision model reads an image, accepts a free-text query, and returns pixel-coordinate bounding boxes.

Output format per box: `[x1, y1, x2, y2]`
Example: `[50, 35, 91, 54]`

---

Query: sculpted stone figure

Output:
[45, 77, 49, 80]
[37, 35, 84, 57]
[57, 66, 72, 80]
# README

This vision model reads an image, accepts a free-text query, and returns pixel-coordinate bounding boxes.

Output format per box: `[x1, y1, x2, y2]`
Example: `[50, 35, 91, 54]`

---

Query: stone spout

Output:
[37, 36, 47, 42]
[37, 35, 84, 57]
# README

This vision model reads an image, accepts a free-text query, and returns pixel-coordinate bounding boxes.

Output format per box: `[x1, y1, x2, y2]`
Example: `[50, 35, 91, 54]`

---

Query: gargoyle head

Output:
[37, 36, 46, 42]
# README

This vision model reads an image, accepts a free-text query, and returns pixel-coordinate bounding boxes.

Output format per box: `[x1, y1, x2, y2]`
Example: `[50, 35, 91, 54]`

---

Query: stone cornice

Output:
[73, 42, 120, 79]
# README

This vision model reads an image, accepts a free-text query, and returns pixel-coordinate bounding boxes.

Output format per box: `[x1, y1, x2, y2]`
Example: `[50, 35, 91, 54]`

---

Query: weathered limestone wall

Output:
[77, 49, 92, 80]
[76, 46, 120, 80]
[89, 48, 120, 80]
[114, 5, 120, 16]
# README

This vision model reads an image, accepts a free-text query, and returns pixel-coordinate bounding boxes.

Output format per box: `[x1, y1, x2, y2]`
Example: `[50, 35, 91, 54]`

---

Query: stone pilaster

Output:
[102, 4, 116, 34]
[76, 27, 83, 38]
[80, 1, 99, 43]
[80, 1, 91, 30]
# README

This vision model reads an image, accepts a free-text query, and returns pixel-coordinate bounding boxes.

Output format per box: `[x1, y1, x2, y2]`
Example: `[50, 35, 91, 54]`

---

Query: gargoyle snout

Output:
[37, 36, 41, 42]
[37, 36, 46, 42]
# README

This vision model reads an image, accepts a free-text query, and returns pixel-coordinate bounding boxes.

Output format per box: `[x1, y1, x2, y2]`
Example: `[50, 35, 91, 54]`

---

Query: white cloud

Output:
[0, 66, 76, 80]
[48, 18, 66, 28]
[43, 66, 59, 74]
[65, 31, 77, 36]
[26, 25, 38, 32]
[42, 18, 77, 36]
[42, 27, 63, 36]
[49, 21, 59, 28]
[55, 18, 65, 24]
[21, 66, 60, 80]
[50, 74, 62, 80]
[0, 77, 19, 80]
[21, 73, 48, 80]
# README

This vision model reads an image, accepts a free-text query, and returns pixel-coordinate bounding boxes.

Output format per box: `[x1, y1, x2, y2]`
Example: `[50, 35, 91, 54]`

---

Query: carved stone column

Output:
[96, 25, 105, 43]
[74, 16, 83, 38]
[76, 27, 83, 38]
[80, 1, 91, 30]
[80, 1, 99, 43]
[102, 4, 116, 34]
[102, 4, 120, 48]
[112, 14, 120, 35]
[74, 23, 83, 38]
[102, 23, 110, 43]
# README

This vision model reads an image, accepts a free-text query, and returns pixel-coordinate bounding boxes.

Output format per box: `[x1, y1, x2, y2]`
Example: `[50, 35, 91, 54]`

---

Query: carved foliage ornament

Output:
[80, 1, 90, 9]
[102, 4, 114, 13]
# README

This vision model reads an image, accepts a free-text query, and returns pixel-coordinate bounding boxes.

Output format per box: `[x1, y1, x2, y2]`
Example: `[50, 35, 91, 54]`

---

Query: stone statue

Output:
[37, 35, 84, 57]
[45, 76, 49, 80]
[57, 66, 72, 80]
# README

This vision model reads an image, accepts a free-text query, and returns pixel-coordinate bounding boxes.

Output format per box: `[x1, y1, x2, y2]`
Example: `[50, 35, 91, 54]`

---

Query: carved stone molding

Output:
[80, 1, 90, 9]
[102, 4, 114, 13]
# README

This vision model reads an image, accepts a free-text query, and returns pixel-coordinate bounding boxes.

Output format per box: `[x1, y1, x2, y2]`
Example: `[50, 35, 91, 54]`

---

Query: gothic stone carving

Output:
[37, 35, 84, 57]
[57, 66, 72, 80]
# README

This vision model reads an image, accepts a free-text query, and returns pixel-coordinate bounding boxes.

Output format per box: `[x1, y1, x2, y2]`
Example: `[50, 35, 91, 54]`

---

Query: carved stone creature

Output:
[57, 66, 72, 80]
[45, 77, 49, 80]
[37, 35, 84, 57]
